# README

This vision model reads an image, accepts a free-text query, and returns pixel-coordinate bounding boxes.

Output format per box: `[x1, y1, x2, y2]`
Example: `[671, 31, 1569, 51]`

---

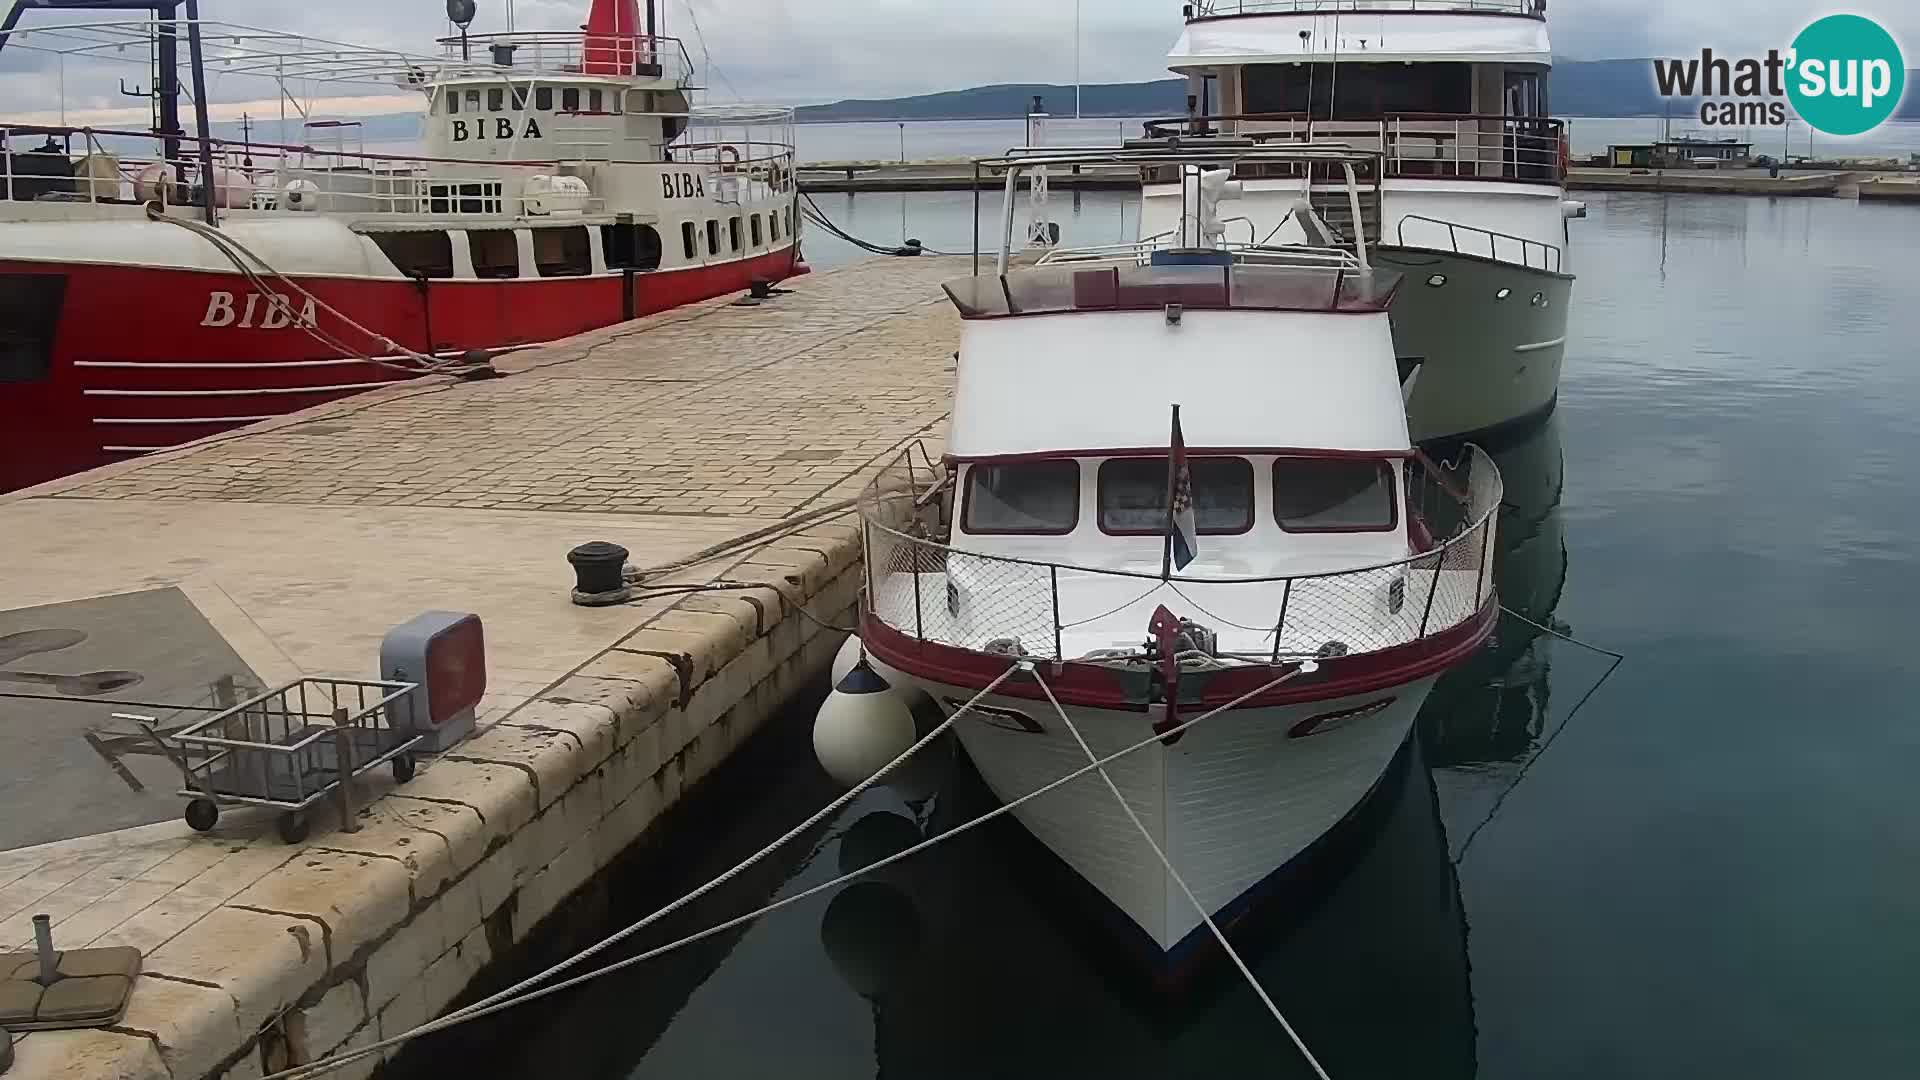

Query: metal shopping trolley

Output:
[124, 677, 424, 843]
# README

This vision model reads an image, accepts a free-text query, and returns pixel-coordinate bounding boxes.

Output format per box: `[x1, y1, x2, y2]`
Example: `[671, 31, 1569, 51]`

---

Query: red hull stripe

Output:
[860, 599, 1498, 712]
[0, 246, 805, 492]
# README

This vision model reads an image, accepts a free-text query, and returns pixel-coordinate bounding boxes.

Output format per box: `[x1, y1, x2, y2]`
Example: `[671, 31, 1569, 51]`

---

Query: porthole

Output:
[1496, 287, 1512, 300]
[1530, 292, 1547, 307]
[1425, 274, 1447, 287]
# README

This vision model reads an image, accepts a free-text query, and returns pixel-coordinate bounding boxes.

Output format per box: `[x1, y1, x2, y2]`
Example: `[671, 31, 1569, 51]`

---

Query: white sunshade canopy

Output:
[1169, 12, 1553, 69]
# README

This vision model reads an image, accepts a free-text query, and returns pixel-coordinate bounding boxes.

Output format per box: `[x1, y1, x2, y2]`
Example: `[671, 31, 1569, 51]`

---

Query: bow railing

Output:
[859, 446, 1502, 665]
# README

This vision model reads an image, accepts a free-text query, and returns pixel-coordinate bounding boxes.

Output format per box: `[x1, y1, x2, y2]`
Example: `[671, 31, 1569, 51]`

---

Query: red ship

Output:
[0, 0, 806, 492]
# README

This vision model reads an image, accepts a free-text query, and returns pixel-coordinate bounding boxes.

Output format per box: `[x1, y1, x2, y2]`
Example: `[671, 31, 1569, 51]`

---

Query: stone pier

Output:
[0, 253, 964, 1079]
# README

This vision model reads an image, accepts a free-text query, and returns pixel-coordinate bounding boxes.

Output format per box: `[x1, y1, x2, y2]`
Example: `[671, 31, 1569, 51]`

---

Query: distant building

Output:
[1607, 138, 1754, 169]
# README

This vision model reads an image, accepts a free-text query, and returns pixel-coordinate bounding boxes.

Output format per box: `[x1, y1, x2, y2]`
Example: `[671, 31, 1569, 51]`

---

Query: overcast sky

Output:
[4, 0, 1918, 120]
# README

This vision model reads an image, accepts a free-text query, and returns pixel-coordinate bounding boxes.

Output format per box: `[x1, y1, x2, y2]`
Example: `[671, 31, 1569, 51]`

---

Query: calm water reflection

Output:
[395, 191, 1920, 1078]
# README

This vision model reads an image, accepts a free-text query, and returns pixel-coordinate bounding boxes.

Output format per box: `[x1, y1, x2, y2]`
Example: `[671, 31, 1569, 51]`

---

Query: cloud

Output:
[3, 0, 1916, 111]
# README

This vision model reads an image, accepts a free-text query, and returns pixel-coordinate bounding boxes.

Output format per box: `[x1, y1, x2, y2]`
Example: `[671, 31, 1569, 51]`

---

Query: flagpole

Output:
[1162, 403, 1180, 581]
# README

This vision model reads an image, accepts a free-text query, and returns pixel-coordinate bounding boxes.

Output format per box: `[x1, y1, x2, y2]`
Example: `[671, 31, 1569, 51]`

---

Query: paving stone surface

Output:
[0, 254, 966, 1078]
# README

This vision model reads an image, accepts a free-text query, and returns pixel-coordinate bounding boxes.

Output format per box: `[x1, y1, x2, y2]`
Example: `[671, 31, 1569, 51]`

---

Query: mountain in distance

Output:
[794, 80, 1188, 123]
[794, 61, 1920, 122]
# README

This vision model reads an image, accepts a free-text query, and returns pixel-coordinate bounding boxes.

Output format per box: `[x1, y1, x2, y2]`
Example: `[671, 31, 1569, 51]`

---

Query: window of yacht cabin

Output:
[562, 87, 581, 112]
[588, 89, 604, 113]
[488, 87, 505, 112]
[1272, 459, 1397, 533]
[1098, 457, 1254, 535]
[728, 217, 742, 252]
[750, 214, 763, 247]
[465, 89, 482, 112]
[1241, 63, 1472, 119]
[962, 461, 1080, 535]
[604, 224, 663, 270]
[769, 210, 781, 241]
[0, 273, 63, 383]
[536, 87, 554, 111]
[533, 226, 592, 277]
[705, 220, 719, 256]
[512, 84, 530, 110]
[443, 90, 457, 115]
[370, 231, 455, 279]
[468, 229, 520, 279]
[682, 222, 699, 260]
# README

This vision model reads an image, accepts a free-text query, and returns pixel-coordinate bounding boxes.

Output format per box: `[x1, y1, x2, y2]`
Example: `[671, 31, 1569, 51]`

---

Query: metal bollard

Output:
[32, 914, 58, 985]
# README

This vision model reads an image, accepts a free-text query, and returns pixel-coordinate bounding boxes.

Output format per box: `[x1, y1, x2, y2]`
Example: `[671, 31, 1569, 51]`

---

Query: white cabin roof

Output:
[946, 305, 1410, 459]
[1169, 11, 1553, 69]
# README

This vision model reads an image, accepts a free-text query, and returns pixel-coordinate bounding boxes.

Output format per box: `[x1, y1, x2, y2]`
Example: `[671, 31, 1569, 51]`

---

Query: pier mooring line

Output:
[1450, 606, 1626, 866]
[264, 664, 1311, 1080]
[1031, 666, 1334, 1080]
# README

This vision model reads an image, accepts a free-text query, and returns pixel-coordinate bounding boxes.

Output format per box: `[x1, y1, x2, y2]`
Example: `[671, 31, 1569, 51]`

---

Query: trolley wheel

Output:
[391, 753, 417, 784]
[184, 798, 220, 833]
[277, 811, 311, 845]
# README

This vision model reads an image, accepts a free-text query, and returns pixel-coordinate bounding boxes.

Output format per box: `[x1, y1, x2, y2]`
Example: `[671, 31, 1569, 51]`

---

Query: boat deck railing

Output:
[434, 31, 694, 84]
[1395, 213, 1563, 273]
[1036, 232, 1364, 271]
[858, 445, 1502, 664]
[0, 124, 795, 221]
[1142, 114, 1566, 185]
[967, 144, 1387, 276]
[1188, 0, 1543, 19]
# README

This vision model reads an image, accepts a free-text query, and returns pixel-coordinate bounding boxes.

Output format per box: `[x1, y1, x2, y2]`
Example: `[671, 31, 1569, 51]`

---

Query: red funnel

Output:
[582, 0, 642, 76]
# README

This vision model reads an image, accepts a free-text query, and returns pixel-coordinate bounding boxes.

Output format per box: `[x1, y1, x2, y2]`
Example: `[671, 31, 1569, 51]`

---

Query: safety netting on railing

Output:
[860, 445, 1502, 665]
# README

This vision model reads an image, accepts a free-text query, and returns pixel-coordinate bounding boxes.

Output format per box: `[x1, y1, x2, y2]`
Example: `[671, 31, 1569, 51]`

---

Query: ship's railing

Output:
[858, 446, 1501, 664]
[1396, 213, 1562, 273]
[1142, 113, 1566, 184]
[0, 124, 639, 218]
[1036, 233, 1364, 271]
[434, 31, 695, 84]
[1188, 0, 1542, 17]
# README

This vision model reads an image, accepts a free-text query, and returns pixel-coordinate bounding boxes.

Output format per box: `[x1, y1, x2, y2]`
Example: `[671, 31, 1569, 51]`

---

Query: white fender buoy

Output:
[812, 659, 917, 788]
[832, 636, 933, 713]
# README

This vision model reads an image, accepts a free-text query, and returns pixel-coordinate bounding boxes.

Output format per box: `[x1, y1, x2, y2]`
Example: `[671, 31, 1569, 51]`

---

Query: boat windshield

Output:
[946, 263, 1399, 320]
[1098, 457, 1253, 535]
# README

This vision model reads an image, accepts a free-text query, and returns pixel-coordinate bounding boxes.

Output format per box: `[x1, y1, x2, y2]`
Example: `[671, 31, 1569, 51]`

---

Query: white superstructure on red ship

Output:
[0, 0, 806, 492]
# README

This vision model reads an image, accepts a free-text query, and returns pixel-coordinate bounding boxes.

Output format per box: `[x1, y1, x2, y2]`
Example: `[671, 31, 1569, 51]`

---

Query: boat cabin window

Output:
[588, 89, 605, 113]
[533, 226, 592, 277]
[370, 231, 455, 280]
[487, 88, 505, 112]
[769, 210, 781, 241]
[728, 217, 743, 252]
[562, 88, 581, 112]
[512, 84, 530, 110]
[1273, 459, 1397, 532]
[705, 220, 720, 256]
[1242, 63, 1473, 119]
[465, 89, 481, 113]
[604, 223, 663, 270]
[1099, 457, 1254, 535]
[682, 222, 699, 260]
[963, 461, 1080, 535]
[536, 87, 554, 111]
[444, 91, 459, 115]
[469, 229, 520, 279]
[751, 214, 763, 247]
[0, 273, 63, 384]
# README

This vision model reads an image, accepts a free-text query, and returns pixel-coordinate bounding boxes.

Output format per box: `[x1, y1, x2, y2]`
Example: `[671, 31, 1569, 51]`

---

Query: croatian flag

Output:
[1167, 405, 1198, 574]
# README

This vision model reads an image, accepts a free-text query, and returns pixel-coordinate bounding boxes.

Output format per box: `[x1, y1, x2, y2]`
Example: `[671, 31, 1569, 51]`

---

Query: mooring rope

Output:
[144, 205, 488, 378]
[265, 662, 1311, 1079]
[1029, 666, 1334, 1080]
[1449, 605, 1625, 865]
[263, 662, 1021, 1080]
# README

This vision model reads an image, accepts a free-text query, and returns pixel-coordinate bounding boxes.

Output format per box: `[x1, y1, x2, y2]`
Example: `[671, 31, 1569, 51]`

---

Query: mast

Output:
[182, 0, 217, 223]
